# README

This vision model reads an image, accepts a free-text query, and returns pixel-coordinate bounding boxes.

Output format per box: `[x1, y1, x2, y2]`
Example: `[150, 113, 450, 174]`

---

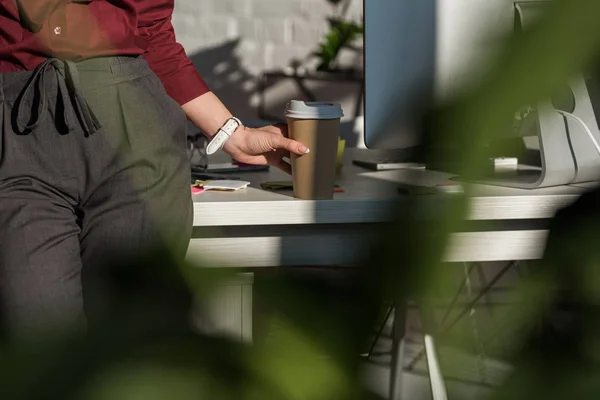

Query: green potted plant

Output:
[312, 0, 364, 74]
[258, 0, 364, 126]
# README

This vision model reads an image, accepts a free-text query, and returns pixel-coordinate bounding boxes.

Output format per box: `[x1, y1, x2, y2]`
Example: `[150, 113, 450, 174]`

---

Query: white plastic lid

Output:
[285, 101, 344, 120]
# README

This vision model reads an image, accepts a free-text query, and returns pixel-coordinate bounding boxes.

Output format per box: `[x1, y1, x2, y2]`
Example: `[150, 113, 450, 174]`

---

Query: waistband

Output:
[0, 56, 150, 101]
[2, 56, 150, 136]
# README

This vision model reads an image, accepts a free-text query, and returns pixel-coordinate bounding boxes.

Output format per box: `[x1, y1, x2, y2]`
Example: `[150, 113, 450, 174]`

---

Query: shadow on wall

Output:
[187, 39, 257, 123]
[187, 39, 364, 147]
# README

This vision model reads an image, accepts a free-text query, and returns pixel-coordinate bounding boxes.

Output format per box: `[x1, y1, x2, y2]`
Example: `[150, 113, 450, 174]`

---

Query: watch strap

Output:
[206, 117, 242, 155]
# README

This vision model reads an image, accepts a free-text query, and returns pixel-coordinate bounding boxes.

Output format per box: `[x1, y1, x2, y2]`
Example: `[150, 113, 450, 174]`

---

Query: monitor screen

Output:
[364, 0, 436, 149]
[364, 0, 520, 150]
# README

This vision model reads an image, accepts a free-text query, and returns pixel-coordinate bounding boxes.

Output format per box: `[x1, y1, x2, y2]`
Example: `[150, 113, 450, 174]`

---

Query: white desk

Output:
[187, 150, 590, 367]
[187, 150, 586, 267]
[186, 150, 593, 400]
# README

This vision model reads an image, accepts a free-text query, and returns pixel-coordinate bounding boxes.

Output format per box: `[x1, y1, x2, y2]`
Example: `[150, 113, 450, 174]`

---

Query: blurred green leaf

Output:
[7, 1, 600, 399]
[247, 316, 351, 400]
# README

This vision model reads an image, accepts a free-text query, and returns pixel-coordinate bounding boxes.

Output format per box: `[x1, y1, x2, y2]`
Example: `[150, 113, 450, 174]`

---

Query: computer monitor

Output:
[362, 0, 600, 188]
[363, 0, 521, 150]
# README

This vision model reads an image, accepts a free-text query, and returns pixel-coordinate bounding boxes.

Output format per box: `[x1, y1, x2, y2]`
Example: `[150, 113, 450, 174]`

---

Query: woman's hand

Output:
[223, 124, 309, 174]
[181, 93, 308, 174]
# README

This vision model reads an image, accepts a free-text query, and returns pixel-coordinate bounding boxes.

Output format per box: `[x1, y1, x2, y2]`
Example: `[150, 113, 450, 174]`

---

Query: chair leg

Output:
[389, 304, 407, 400]
[423, 334, 448, 400]
[420, 306, 448, 400]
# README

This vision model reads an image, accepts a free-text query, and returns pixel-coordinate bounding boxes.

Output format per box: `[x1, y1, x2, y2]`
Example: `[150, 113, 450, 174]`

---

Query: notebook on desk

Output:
[352, 148, 425, 171]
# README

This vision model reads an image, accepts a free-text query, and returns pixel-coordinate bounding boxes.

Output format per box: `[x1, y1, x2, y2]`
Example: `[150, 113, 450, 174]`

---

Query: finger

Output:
[263, 123, 289, 137]
[233, 154, 267, 167]
[273, 136, 310, 156]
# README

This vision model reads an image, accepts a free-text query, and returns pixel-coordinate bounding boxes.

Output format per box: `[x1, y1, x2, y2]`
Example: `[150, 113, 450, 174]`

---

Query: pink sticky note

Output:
[191, 186, 205, 194]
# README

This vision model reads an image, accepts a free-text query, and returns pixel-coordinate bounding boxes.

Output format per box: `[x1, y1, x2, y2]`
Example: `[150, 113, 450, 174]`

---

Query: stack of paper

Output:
[192, 180, 250, 193]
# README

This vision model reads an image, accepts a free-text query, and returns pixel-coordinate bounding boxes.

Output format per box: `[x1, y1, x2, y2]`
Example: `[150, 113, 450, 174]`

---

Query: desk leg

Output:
[389, 303, 407, 400]
[193, 273, 254, 343]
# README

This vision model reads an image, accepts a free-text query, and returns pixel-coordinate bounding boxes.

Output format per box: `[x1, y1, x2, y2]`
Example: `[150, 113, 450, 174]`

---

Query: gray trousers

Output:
[0, 56, 193, 339]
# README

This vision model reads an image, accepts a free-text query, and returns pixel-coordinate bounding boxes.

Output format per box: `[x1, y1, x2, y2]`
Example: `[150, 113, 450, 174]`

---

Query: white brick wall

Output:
[173, 0, 363, 120]
[174, 0, 362, 73]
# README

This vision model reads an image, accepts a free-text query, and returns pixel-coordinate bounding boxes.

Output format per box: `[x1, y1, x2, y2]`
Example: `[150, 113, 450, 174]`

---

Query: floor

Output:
[361, 260, 529, 399]
[362, 338, 511, 399]
[245, 261, 529, 399]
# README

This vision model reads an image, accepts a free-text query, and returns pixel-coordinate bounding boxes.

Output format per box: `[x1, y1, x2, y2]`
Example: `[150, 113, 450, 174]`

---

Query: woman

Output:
[0, 0, 308, 338]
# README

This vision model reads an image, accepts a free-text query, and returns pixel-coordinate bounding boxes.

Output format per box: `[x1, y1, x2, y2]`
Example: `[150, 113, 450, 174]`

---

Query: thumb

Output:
[272, 135, 310, 156]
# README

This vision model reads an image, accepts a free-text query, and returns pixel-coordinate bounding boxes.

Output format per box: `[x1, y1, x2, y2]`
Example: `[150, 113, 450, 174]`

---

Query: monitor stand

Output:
[467, 76, 600, 189]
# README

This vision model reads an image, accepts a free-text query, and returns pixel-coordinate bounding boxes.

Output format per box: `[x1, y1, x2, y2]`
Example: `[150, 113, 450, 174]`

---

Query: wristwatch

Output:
[206, 117, 243, 155]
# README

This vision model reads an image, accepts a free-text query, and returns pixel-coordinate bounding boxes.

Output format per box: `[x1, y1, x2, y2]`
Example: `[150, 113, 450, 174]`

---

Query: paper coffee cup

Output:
[285, 101, 344, 200]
